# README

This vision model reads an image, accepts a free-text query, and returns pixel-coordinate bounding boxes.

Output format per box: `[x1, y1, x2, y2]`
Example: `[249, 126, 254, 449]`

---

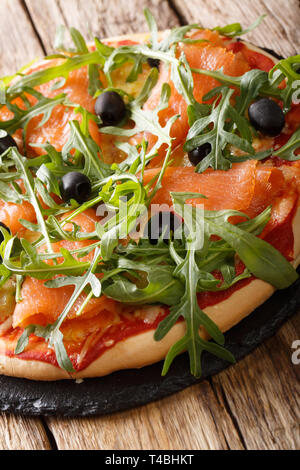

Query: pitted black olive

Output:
[188, 143, 212, 166]
[144, 211, 182, 245]
[94, 91, 126, 126]
[248, 98, 285, 137]
[0, 133, 17, 155]
[147, 57, 160, 69]
[60, 172, 92, 204]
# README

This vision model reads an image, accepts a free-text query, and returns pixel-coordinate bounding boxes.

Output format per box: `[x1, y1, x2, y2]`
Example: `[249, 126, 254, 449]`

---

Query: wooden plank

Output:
[46, 379, 244, 450]
[0, 413, 51, 450]
[0, 0, 52, 451]
[172, 0, 300, 56]
[24, 0, 180, 53]
[0, 0, 44, 75]
[211, 312, 300, 450]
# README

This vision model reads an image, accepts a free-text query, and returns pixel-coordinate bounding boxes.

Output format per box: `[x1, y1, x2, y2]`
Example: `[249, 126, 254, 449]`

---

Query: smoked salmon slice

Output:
[0, 199, 36, 235]
[246, 165, 284, 218]
[143, 160, 285, 218]
[13, 276, 117, 328]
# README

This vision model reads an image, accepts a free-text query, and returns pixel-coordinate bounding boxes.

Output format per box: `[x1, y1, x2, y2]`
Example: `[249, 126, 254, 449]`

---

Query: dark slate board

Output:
[0, 268, 300, 417]
[0, 46, 293, 418]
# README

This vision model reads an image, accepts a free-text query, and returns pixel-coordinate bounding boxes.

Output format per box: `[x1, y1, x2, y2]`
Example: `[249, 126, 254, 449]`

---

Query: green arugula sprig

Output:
[62, 119, 111, 179]
[269, 56, 300, 110]
[184, 86, 254, 172]
[5, 51, 101, 98]
[95, 173, 148, 261]
[54, 25, 103, 95]
[2, 238, 90, 279]
[0, 90, 71, 135]
[144, 8, 201, 52]
[156, 246, 235, 377]
[213, 15, 266, 38]
[104, 258, 185, 305]
[273, 126, 300, 161]
[171, 54, 210, 126]
[5, 148, 54, 252]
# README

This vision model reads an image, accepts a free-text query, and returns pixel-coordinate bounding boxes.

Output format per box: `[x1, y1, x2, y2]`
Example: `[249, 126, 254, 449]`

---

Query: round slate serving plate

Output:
[0, 268, 299, 417]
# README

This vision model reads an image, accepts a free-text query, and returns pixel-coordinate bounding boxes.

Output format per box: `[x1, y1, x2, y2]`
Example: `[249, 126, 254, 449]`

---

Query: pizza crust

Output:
[0, 36, 298, 381]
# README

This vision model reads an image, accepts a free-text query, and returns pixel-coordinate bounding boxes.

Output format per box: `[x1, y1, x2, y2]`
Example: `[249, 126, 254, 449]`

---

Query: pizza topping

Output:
[212, 15, 266, 38]
[94, 91, 127, 126]
[0, 131, 17, 154]
[188, 143, 212, 166]
[248, 98, 285, 137]
[60, 171, 92, 204]
[0, 10, 299, 377]
[147, 58, 160, 69]
[144, 211, 182, 245]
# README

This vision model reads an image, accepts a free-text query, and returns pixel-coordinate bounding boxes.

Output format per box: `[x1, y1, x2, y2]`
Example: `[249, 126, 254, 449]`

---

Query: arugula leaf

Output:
[155, 247, 236, 377]
[95, 173, 148, 260]
[273, 126, 300, 160]
[153, 201, 235, 377]
[62, 120, 112, 179]
[184, 86, 254, 172]
[145, 8, 200, 52]
[6, 51, 101, 96]
[171, 54, 210, 126]
[2, 238, 90, 279]
[213, 15, 266, 38]
[4, 148, 54, 251]
[269, 55, 300, 110]
[0, 92, 70, 135]
[104, 258, 184, 305]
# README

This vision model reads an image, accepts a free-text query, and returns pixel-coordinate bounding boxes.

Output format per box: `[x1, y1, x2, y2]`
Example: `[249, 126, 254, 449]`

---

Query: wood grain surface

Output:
[0, 0, 299, 450]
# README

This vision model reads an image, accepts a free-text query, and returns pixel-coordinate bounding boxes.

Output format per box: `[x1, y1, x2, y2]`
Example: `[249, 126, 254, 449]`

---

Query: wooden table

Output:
[0, 0, 299, 451]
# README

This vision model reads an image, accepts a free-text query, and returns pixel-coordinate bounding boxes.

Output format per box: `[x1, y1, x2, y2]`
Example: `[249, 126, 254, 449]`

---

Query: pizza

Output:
[0, 10, 299, 380]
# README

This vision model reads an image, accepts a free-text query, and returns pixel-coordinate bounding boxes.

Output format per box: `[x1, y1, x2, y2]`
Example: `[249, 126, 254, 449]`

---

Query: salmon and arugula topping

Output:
[0, 9, 299, 378]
